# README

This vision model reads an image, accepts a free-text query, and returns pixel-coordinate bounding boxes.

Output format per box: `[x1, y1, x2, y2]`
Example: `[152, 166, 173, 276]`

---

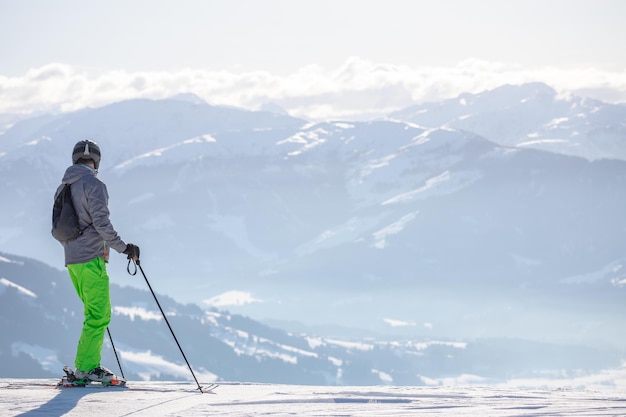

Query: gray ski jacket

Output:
[54, 163, 127, 266]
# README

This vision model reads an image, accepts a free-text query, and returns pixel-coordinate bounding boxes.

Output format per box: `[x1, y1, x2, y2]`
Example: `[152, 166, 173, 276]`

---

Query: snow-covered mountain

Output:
[389, 82, 626, 160]
[1, 252, 623, 387]
[0, 84, 625, 351]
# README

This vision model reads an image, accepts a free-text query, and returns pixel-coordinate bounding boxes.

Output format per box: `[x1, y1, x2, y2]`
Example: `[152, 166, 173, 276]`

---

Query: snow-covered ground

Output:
[1, 380, 625, 416]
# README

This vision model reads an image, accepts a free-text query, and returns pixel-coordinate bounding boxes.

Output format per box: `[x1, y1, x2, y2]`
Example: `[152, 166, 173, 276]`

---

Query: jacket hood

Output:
[61, 163, 97, 185]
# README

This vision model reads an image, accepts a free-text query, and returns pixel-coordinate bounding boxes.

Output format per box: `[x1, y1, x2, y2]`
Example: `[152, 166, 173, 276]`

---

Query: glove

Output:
[123, 243, 140, 260]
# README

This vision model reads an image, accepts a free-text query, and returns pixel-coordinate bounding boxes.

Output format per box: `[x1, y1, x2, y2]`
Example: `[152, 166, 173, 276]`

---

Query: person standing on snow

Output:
[53, 139, 140, 382]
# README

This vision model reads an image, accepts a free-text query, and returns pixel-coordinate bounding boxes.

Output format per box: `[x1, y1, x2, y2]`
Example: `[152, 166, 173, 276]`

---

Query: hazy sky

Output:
[1, 0, 625, 119]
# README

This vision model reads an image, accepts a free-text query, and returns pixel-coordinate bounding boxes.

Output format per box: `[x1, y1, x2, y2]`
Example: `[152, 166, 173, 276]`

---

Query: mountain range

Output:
[0, 82, 625, 356]
[1, 251, 622, 386]
[390, 82, 626, 161]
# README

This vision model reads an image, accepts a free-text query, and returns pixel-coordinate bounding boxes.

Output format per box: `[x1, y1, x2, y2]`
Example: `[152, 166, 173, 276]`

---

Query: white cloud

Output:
[1, 58, 626, 120]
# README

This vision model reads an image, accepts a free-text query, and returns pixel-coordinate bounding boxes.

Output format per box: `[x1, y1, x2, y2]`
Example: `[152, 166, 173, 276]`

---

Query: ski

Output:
[56, 366, 219, 392]
[57, 365, 127, 388]
[57, 376, 127, 388]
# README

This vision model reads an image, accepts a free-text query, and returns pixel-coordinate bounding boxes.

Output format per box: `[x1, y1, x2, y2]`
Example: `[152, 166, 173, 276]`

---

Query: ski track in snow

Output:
[1, 380, 625, 416]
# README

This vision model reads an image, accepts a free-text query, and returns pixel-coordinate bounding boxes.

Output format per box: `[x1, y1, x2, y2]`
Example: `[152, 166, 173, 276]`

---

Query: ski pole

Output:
[107, 327, 126, 379]
[129, 258, 204, 393]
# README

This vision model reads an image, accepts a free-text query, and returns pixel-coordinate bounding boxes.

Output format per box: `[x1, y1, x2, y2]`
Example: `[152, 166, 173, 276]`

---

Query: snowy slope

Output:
[1, 380, 625, 417]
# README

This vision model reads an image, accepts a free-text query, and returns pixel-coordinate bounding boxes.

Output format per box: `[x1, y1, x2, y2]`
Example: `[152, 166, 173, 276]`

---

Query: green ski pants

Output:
[67, 257, 111, 372]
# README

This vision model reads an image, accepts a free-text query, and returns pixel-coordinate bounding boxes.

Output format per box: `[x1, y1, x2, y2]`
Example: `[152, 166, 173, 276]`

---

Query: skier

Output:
[54, 139, 139, 383]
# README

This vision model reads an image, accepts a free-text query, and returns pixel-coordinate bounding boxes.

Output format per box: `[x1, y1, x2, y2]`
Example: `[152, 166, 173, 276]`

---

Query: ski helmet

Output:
[72, 139, 101, 169]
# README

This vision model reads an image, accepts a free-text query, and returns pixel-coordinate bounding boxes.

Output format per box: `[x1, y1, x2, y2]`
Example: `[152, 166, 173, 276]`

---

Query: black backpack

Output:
[51, 184, 91, 242]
